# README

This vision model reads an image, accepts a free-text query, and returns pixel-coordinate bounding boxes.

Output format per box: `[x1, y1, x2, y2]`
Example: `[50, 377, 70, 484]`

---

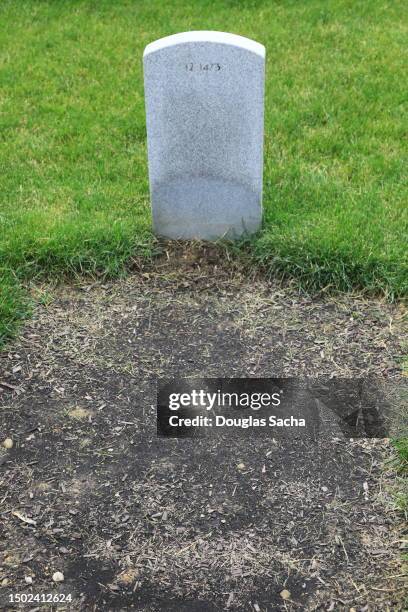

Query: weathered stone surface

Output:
[143, 31, 265, 239]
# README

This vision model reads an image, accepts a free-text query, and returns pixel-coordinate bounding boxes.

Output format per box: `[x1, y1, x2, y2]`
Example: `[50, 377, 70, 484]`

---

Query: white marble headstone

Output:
[143, 31, 265, 240]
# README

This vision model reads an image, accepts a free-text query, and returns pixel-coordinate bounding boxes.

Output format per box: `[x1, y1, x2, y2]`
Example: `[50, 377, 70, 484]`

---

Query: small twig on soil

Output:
[386, 574, 408, 579]
[0, 381, 19, 390]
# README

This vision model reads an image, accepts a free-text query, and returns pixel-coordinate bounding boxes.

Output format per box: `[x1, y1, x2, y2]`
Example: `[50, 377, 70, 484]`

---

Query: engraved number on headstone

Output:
[185, 63, 221, 72]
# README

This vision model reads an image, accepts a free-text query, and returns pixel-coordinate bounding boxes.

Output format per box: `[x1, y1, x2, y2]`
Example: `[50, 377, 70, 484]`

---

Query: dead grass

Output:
[0, 262, 406, 610]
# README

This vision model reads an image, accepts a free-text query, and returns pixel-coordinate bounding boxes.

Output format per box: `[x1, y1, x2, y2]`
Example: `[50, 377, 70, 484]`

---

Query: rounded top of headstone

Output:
[143, 31, 265, 59]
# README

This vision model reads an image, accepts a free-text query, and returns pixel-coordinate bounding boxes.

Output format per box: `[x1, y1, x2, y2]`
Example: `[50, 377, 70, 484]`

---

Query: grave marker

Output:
[143, 31, 265, 239]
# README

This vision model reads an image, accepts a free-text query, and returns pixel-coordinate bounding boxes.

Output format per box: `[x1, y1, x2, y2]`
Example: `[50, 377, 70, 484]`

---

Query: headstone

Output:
[143, 31, 265, 240]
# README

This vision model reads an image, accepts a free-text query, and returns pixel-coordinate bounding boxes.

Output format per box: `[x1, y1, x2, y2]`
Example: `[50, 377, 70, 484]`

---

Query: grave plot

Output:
[0, 252, 406, 611]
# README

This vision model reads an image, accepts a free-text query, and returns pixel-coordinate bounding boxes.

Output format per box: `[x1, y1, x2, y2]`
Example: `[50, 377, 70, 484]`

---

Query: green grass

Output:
[392, 435, 407, 589]
[393, 356, 408, 516]
[392, 356, 407, 556]
[0, 268, 31, 345]
[393, 437, 408, 510]
[394, 438, 408, 466]
[0, 0, 407, 344]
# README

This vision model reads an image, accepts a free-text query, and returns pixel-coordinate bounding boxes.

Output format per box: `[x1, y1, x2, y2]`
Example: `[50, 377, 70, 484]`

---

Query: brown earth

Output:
[0, 248, 407, 611]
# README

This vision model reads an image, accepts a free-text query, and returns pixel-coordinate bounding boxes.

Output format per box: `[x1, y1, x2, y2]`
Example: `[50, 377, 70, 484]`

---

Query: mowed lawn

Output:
[0, 0, 407, 343]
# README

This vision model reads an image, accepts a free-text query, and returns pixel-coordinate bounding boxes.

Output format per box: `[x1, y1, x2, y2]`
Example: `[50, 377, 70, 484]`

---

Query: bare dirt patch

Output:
[0, 247, 407, 610]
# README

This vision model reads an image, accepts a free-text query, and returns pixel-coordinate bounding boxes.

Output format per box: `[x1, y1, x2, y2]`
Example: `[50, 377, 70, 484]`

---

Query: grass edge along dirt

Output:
[391, 351, 408, 596]
[0, 234, 407, 350]
[1, 0, 407, 346]
[393, 438, 408, 514]
[0, 268, 31, 349]
[392, 434, 407, 607]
